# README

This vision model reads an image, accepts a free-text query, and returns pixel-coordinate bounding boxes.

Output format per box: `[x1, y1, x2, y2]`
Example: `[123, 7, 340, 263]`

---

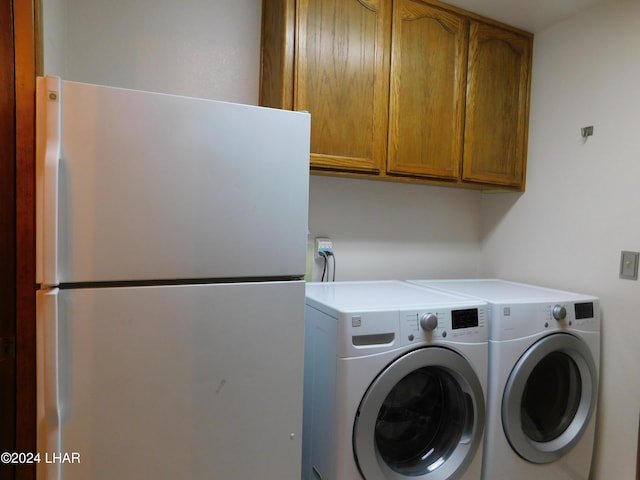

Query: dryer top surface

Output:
[409, 279, 598, 304]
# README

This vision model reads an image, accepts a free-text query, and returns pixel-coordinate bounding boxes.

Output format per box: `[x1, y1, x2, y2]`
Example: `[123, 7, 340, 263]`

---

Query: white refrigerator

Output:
[35, 76, 310, 480]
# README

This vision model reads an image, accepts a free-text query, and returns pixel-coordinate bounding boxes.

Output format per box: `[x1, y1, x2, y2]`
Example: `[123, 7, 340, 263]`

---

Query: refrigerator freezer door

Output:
[37, 281, 305, 480]
[36, 76, 310, 285]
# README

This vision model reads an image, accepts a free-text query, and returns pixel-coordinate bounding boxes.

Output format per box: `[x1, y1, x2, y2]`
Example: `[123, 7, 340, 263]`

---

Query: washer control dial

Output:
[552, 305, 567, 321]
[419, 313, 438, 332]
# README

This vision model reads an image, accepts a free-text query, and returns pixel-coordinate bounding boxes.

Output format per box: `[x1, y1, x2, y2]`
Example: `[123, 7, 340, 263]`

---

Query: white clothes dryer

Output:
[408, 279, 600, 480]
[302, 281, 488, 480]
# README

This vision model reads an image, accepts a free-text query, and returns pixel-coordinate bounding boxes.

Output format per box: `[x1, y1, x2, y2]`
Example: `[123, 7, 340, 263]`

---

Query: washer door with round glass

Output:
[502, 333, 597, 464]
[353, 347, 485, 480]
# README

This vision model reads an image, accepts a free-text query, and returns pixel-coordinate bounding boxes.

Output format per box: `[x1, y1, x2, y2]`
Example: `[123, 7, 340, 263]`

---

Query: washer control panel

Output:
[400, 306, 487, 345]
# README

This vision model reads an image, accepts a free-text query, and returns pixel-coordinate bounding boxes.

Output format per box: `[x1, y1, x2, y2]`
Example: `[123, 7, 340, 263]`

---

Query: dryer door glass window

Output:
[375, 367, 466, 474]
[521, 352, 581, 442]
[502, 333, 597, 464]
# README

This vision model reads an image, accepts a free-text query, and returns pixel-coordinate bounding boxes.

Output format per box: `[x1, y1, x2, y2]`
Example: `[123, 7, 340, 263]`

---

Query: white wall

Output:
[481, 0, 640, 477]
[41, 0, 66, 77]
[43, 0, 262, 104]
[308, 175, 482, 281]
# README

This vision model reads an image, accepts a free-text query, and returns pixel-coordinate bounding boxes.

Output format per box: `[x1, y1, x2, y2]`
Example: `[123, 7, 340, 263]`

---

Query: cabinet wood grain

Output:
[260, 0, 533, 191]
[463, 22, 531, 187]
[295, 0, 390, 173]
[388, 0, 467, 180]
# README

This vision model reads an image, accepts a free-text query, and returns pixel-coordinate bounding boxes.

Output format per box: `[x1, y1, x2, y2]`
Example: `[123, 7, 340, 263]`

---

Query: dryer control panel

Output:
[491, 299, 600, 340]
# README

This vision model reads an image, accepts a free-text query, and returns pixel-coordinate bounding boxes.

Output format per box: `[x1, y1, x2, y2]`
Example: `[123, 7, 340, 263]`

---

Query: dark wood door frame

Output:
[15, 2, 38, 479]
[1, 1, 38, 480]
[0, 1, 18, 476]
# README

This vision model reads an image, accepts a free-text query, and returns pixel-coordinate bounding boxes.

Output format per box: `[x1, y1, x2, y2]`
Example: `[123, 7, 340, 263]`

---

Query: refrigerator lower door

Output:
[37, 281, 305, 480]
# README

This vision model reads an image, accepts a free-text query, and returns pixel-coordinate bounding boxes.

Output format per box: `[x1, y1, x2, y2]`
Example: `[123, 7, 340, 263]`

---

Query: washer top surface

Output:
[305, 280, 486, 313]
[409, 279, 598, 304]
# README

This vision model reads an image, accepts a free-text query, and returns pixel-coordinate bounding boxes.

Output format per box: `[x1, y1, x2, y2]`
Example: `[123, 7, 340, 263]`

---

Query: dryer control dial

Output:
[552, 305, 567, 321]
[419, 313, 438, 332]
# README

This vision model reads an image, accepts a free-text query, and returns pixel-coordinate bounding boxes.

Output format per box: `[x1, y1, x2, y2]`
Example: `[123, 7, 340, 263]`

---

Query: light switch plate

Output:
[619, 251, 639, 280]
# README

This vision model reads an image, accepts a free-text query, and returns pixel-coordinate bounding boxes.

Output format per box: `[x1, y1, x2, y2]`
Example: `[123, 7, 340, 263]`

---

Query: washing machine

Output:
[408, 279, 600, 480]
[302, 281, 488, 480]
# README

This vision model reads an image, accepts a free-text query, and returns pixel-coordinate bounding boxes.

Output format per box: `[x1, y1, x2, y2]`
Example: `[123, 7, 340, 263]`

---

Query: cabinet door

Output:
[463, 22, 532, 188]
[295, 0, 391, 173]
[387, 0, 468, 180]
[260, 0, 296, 111]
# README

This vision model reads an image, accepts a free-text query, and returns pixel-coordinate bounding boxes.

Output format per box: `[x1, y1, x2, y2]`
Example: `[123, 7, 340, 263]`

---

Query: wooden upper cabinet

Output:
[260, 0, 296, 111]
[463, 22, 532, 187]
[387, 0, 468, 180]
[261, 0, 391, 173]
[260, 0, 533, 190]
[298, 0, 391, 173]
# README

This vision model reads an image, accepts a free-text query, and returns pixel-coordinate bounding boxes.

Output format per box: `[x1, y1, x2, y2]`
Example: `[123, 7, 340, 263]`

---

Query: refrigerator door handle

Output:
[36, 76, 61, 287]
[37, 289, 62, 480]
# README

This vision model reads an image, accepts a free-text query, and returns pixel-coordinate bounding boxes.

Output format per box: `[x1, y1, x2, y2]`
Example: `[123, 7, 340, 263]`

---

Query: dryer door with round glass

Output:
[502, 332, 598, 464]
[353, 347, 485, 480]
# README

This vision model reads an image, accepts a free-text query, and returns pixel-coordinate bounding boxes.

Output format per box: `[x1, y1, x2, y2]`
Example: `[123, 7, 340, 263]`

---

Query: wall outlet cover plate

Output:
[620, 251, 639, 280]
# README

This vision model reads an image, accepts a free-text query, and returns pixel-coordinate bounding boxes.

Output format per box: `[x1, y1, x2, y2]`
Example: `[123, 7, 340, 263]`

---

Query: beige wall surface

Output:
[43, 0, 263, 104]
